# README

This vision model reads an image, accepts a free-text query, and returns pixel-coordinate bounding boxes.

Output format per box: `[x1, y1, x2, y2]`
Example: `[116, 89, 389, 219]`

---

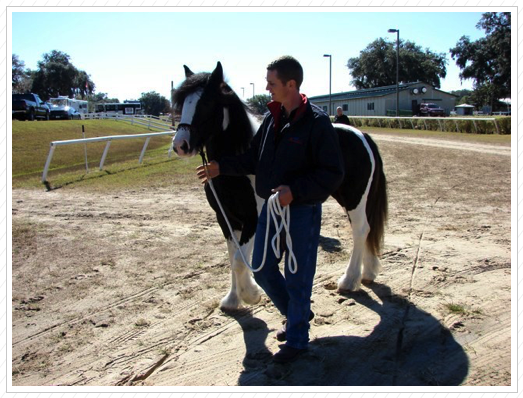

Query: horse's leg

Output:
[220, 238, 242, 310]
[362, 245, 382, 284]
[220, 232, 262, 310]
[236, 237, 262, 305]
[338, 202, 370, 292]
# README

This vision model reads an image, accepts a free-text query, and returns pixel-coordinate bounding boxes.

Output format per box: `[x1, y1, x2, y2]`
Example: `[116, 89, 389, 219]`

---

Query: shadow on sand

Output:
[233, 282, 469, 386]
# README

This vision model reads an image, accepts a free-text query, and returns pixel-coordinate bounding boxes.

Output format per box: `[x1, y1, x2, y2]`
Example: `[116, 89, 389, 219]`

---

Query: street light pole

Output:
[241, 87, 245, 98]
[250, 82, 255, 98]
[388, 28, 400, 117]
[323, 54, 332, 116]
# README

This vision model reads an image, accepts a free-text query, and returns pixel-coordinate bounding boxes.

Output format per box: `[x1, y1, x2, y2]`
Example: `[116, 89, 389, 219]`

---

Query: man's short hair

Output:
[267, 56, 303, 90]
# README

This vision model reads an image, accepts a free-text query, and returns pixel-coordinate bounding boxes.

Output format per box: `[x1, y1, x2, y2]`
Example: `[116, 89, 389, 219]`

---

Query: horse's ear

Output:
[209, 62, 224, 87]
[183, 65, 194, 78]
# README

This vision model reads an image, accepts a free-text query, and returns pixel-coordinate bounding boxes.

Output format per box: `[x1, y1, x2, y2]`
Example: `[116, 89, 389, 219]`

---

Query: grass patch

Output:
[12, 118, 510, 193]
[445, 303, 467, 315]
[29, 149, 201, 192]
[12, 119, 172, 178]
[444, 302, 483, 317]
[12, 119, 203, 192]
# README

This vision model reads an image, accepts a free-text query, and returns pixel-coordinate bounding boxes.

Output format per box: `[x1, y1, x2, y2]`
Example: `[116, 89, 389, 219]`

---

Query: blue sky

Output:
[11, 9, 488, 103]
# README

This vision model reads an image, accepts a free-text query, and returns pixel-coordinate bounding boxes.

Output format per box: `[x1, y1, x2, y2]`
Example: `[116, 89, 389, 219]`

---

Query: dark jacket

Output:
[334, 114, 350, 125]
[219, 95, 344, 205]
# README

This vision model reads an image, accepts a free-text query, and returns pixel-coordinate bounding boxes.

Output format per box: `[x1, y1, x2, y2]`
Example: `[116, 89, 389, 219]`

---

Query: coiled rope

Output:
[202, 154, 297, 274]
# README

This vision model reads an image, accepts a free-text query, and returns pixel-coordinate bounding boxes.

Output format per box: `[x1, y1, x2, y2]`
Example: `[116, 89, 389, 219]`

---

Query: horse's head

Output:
[172, 62, 232, 158]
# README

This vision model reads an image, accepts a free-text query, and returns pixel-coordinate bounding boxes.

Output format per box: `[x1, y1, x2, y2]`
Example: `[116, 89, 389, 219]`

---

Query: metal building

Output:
[308, 81, 458, 117]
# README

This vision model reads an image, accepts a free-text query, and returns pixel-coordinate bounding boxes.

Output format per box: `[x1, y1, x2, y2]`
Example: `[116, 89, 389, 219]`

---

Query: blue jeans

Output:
[252, 201, 322, 350]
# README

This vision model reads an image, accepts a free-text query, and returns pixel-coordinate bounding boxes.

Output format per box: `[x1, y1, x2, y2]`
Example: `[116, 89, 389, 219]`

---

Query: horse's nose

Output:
[173, 138, 189, 156]
[173, 126, 192, 157]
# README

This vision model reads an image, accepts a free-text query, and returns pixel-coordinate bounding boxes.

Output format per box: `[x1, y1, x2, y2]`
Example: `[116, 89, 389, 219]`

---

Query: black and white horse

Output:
[172, 62, 388, 311]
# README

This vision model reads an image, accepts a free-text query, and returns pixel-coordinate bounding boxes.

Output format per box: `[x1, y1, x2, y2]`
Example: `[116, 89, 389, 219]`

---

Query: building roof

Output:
[455, 103, 474, 108]
[308, 81, 457, 102]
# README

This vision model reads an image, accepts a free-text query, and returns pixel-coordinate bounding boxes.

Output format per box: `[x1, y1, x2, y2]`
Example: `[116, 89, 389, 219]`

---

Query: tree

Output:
[12, 54, 33, 93]
[139, 91, 170, 116]
[12, 54, 25, 89]
[31, 50, 95, 100]
[347, 38, 447, 89]
[247, 94, 271, 115]
[450, 12, 511, 107]
[450, 89, 473, 105]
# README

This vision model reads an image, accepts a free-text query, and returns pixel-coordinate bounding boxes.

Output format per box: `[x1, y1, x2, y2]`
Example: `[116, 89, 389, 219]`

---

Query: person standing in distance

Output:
[334, 106, 350, 125]
[197, 56, 344, 363]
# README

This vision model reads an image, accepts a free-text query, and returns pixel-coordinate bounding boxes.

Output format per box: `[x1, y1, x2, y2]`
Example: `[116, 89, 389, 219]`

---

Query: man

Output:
[197, 56, 344, 363]
[334, 106, 350, 125]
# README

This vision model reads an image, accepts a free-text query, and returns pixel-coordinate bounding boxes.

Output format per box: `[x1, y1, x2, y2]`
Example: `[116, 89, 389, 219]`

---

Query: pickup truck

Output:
[12, 93, 50, 121]
[419, 102, 445, 117]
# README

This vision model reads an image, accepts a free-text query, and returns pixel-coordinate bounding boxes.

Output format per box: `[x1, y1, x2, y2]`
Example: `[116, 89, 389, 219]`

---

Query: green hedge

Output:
[330, 116, 511, 135]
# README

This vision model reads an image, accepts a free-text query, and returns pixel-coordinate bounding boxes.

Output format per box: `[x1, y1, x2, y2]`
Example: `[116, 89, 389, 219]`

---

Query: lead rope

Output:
[200, 150, 297, 274]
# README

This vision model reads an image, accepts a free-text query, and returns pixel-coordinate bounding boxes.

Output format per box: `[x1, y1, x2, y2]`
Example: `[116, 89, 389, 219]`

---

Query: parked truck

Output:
[419, 102, 446, 117]
[12, 93, 50, 121]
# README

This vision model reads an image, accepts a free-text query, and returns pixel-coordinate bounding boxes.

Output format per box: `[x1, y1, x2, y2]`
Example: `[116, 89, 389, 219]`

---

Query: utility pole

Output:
[388, 28, 400, 117]
[323, 54, 332, 116]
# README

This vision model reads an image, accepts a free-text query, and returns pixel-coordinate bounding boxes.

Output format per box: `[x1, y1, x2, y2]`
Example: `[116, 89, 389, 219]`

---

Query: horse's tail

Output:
[364, 133, 388, 256]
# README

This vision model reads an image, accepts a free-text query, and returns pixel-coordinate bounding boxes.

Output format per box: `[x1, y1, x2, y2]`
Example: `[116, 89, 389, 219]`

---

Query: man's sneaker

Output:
[273, 345, 307, 363]
[275, 311, 315, 342]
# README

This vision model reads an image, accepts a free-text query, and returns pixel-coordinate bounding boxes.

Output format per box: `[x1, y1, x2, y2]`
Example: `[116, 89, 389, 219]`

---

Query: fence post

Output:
[100, 141, 112, 170]
[493, 119, 500, 134]
[42, 144, 56, 182]
[139, 137, 151, 164]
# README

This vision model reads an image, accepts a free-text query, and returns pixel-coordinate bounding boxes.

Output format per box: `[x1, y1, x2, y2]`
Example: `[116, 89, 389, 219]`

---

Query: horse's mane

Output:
[173, 72, 210, 113]
[221, 88, 256, 155]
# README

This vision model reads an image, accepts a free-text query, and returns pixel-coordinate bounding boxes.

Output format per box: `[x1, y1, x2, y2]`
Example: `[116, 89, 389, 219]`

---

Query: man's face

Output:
[266, 69, 292, 103]
[337, 108, 343, 116]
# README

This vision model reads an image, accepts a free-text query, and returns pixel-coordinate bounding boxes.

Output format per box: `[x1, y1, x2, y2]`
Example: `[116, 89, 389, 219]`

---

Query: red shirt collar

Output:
[268, 94, 308, 131]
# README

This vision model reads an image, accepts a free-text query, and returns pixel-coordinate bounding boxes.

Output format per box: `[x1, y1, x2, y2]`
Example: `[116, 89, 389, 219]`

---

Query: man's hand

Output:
[196, 160, 220, 184]
[272, 185, 293, 207]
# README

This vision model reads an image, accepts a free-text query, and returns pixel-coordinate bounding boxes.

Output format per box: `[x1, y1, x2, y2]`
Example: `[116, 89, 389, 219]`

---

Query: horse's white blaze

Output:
[172, 90, 202, 157]
[180, 90, 202, 125]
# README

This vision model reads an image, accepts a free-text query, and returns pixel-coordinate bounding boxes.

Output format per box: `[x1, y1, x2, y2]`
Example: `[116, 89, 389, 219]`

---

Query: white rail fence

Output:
[42, 131, 175, 183]
[82, 113, 175, 131]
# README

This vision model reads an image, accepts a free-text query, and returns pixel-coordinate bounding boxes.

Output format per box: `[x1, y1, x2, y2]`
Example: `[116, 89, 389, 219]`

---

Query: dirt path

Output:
[12, 133, 511, 386]
[372, 134, 511, 156]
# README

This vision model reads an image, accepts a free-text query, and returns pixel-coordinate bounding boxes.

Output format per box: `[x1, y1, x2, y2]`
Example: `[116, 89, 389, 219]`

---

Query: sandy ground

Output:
[11, 133, 511, 386]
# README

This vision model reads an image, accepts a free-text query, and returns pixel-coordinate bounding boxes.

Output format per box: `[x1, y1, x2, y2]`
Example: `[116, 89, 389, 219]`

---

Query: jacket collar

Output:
[268, 94, 309, 132]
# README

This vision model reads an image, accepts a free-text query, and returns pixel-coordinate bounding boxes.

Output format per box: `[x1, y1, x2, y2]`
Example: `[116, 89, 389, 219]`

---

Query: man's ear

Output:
[287, 79, 298, 90]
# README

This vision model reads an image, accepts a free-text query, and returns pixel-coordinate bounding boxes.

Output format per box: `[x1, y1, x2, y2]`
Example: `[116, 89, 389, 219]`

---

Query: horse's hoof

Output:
[361, 278, 375, 285]
[337, 276, 361, 292]
[219, 294, 241, 311]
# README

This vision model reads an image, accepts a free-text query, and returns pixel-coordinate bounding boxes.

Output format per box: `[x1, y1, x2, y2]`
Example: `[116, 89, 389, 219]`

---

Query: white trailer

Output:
[49, 96, 89, 114]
